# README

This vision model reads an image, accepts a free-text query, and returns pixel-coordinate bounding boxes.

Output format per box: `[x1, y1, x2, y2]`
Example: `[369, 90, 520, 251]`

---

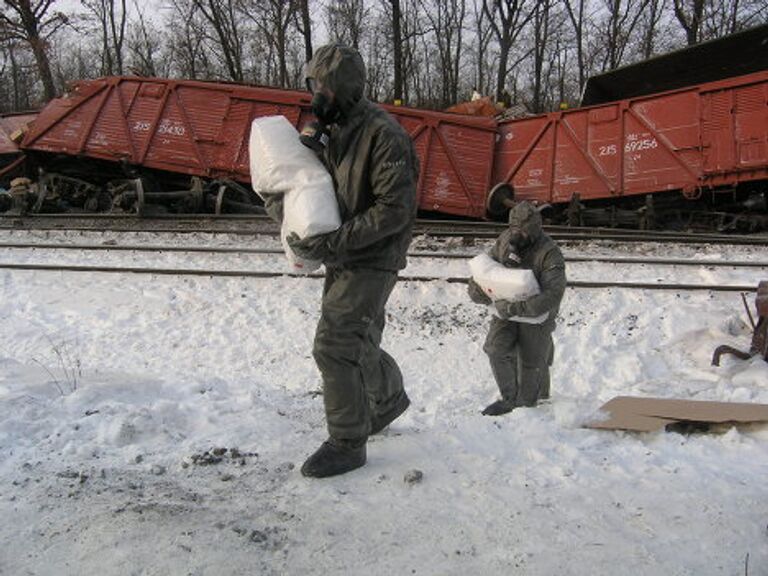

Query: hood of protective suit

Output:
[508, 201, 543, 242]
[305, 43, 366, 120]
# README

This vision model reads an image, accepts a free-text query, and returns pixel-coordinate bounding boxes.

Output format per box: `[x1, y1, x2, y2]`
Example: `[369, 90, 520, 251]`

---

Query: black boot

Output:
[481, 399, 516, 416]
[370, 393, 410, 435]
[300, 438, 367, 478]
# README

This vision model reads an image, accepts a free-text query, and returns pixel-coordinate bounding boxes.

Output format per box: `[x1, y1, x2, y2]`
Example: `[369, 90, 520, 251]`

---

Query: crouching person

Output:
[467, 201, 566, 416]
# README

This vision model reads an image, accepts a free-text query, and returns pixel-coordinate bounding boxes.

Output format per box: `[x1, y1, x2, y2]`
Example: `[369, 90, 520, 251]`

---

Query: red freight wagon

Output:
[21, 77, 497, 218]
[492, 70, 768, 207]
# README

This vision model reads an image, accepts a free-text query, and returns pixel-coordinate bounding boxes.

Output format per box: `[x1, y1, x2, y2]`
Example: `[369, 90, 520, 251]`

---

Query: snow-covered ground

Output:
[1, 230, 767, 575]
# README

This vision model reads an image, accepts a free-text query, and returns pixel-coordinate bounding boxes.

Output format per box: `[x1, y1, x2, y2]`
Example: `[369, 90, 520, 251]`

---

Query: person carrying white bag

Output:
[249, 115, 341, 272]
[467, 201, 567, 416]
[259, 44, 419, 479]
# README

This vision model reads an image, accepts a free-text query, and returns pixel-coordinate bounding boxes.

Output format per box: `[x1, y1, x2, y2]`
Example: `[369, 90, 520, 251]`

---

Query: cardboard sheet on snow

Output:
[586, 396, 768, 432]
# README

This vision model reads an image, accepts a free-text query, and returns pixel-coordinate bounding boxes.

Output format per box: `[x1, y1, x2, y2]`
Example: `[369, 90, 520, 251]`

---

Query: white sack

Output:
[249, 115, 341, 272]
[468, 252, 548, 324]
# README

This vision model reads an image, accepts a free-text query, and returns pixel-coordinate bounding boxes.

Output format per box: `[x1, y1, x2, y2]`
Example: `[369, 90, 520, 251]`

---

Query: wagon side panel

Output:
[386, 107, 496, 219]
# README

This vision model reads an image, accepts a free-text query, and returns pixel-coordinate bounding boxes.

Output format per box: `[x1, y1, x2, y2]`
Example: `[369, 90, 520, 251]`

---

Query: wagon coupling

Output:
[712, 280, 768, 366]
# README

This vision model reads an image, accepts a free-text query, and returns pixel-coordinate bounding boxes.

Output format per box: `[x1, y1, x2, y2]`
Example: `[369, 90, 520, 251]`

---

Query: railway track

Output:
[2, 214, 765, 292]
[0, 261, 759, 292]
[1, 236, 765, 292]
[2, 214, 768, 245]
[1, 240, 767, 269]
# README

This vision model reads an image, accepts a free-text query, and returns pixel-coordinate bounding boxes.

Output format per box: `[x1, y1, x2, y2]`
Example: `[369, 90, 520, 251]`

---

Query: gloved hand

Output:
[286, 230, 338, 262]
[494, 299, 524, 319]
[467, 278, 492, 305]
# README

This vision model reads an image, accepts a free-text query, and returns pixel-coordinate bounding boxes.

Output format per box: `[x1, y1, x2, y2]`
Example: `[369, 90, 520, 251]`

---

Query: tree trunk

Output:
[392, 0, 403, 102]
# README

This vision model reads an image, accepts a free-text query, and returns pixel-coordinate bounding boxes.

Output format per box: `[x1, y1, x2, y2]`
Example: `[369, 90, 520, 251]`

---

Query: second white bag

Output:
[468, 253, 548, 324]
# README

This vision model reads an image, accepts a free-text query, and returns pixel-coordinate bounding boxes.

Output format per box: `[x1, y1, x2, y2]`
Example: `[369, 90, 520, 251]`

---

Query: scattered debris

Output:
[404, 469, 424, 485]
[185, 447, 258, 467]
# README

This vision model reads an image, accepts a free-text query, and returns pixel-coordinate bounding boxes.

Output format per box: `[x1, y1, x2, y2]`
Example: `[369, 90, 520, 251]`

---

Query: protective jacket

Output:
[306, 44, 419, 271]
[490, 212, 566, 328]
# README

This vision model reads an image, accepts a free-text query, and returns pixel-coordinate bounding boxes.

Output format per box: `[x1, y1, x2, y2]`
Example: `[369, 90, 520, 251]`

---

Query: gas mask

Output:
[299, 120, 330, 152]
[310, 91, 341, 125]
[508, 229, 531, 250]
[299, 83, 339, 152]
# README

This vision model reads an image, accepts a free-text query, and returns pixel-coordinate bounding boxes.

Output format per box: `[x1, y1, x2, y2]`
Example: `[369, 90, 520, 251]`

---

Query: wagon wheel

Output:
[187, 177, 205, 213]
[486, 183, 515, 220]
[31, 179, 49, 213]
[214, 180, 260, 214]
[134, 178, 147, 216]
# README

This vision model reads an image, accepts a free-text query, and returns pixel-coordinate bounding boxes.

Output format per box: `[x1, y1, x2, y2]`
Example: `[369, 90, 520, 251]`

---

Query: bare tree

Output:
[597, 0, 652, 70]
[360, 8, 392, 101]
[193, 0, 245, 81]
[421, 0, 467, 107]
[638, 0, 668, 58]
[469, 0, 495, 96]
[125, 1, 163, 77]
[483, 0, 535, 102]
[80, 0, 127, 75]
[391, 0, 403, 101]
[0, 0, 69, 101]
[562, 0, 589, 95]
[672, 0, 705, 44]
[529, 0, 551, 112]
[166, 0, 212, 79]
[240, 0, 296, 87]
[0, 40, 35, 110]
[324, 0, 368, 50]
[701, 0, 766, 38]
[296, 0, 312, 61]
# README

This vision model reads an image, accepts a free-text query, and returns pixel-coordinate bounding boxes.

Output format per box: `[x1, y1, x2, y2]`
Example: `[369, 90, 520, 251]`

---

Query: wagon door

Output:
[702, 76, 768, 181]
[702, 87, 736, 174]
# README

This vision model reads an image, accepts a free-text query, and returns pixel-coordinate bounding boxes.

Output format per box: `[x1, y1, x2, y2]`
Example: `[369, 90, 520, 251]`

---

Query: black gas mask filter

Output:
[300, 85, 339, 152]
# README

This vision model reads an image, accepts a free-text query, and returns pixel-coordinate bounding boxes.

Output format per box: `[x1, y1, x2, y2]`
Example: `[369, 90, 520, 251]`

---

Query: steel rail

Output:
[0, 262, 759, 292]
[2, 241, 768, 269]
[2, 214, 767, 245]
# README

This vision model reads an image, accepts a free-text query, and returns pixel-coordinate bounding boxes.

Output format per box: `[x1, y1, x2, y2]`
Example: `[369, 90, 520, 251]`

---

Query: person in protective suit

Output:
[266, 43, 419, 478]
[467, 201, 566, 416]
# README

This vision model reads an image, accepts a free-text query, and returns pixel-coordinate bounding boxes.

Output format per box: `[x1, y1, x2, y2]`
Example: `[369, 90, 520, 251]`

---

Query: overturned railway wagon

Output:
[19, 77, 496, 218]
[9, 24, 768, 229]
[492, 70, 768, 229]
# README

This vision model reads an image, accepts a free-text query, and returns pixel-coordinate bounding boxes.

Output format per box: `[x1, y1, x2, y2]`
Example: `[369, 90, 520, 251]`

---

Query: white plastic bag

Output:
[249, 115, 341, 272]
[468, 252, 549, 324]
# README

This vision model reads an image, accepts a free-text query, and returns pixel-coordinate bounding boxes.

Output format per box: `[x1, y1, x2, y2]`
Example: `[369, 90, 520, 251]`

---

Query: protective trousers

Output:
[483, 316, 554, 405]
[313, 267, 405, 440]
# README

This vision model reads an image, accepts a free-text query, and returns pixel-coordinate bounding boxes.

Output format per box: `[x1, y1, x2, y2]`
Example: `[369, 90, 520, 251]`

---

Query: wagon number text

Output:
[597, 137, 658, 156]
[132, 120, 186, 137]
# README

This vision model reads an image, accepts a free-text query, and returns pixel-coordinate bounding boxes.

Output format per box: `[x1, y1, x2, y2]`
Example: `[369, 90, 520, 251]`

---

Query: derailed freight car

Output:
[18, 77, 496, 218]
[492, 70, 768, 230]
[9, 24, 768, 229]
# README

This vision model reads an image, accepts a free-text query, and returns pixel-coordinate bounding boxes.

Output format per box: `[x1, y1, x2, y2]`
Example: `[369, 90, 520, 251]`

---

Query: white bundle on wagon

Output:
[249, 115, 340, 272]
[468, 253, 548, 324]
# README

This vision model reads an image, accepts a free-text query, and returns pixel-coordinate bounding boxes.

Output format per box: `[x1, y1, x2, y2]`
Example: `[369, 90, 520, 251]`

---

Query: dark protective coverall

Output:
[297, 44, 419, 441]
[470, 203, 566, 406]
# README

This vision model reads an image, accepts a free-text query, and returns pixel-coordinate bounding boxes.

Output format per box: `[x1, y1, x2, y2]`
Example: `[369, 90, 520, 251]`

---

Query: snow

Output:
[1, 229, 767, 575]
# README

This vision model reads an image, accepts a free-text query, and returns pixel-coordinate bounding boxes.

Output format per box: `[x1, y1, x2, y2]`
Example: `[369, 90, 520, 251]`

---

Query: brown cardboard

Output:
[586, 396, 768, 432]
